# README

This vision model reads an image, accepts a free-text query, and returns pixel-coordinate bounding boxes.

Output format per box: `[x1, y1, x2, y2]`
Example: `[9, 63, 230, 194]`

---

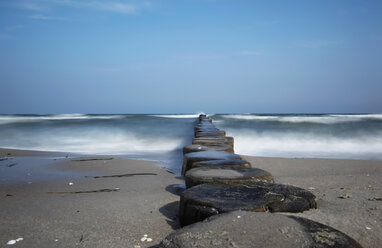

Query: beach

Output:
[0, 148, 183, 248]
[0, 148, 381, 247]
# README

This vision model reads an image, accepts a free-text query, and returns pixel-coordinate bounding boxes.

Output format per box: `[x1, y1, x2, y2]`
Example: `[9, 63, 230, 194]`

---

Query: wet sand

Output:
[0, 148, 183, 248]
[0, 148, 381, 247]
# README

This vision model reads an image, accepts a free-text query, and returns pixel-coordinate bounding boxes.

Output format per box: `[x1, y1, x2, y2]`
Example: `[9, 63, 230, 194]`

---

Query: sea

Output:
[0, 113, 381, 175]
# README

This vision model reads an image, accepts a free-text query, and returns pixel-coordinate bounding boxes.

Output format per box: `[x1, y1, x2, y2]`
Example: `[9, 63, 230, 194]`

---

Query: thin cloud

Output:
[28, 14, 66, 21]
[90, 2, 137, 14]
[17, 0, 148, 15]
[18, 1, 46, 11]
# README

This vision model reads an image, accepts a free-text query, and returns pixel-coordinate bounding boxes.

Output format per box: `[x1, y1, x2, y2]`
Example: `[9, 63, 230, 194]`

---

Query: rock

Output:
[192, 137, 234, 148]
[191, 159, 251, 169]
[182, 151, 241, 175]
[339, 194, 352, 199]
[193, 136, 234, 143]
[182, 144, 234, 154]
[179, 182, 317, 226]
[194, 125, 219, 132]
[194, 130, 226, 138]
[159, 211, 362, 248]
[185, 166, 274, 188]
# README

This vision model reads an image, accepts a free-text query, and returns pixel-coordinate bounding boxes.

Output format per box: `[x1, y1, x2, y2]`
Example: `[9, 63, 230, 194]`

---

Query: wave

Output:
[1, 131, 184, 155]
[150, 113, 205, 119]
[0, 114, 126, 125]
[230, 130, 382, 160]
[220, 114, 382, 124]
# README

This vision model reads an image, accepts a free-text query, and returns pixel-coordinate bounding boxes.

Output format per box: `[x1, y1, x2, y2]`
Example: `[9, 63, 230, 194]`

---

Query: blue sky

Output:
[0, 0, 381, 114]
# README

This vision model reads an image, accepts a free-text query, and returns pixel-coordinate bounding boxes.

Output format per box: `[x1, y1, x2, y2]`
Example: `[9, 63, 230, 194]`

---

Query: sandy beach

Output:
[243, 156, 382, 248]
[0, 148, 183, 248]
[0, 148, 381, 247]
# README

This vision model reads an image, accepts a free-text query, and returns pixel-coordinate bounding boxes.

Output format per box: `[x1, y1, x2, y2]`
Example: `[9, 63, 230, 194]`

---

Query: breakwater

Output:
[158, 114, 363, 248]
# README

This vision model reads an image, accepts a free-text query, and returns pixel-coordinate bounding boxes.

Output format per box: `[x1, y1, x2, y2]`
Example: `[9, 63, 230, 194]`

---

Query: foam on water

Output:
[150, 113, 205, 118]
[230, 130, 382, 160]
[2, 131, 183, 155]
[221, 114, 382, 124]
[213, 113, 382, 160]
[0, 113, 381, 175]
[0, 114, 126, 124]
[0, 114, 196, 174]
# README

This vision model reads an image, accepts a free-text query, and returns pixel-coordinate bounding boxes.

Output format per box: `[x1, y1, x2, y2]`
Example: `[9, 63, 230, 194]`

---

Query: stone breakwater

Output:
[158, 114, 363, 248]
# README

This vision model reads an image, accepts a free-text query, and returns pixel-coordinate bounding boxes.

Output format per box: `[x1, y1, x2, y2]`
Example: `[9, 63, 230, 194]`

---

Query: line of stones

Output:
[158, 114, 363, 248]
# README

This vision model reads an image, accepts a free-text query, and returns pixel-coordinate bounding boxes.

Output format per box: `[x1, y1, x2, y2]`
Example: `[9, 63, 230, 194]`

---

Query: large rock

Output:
[194, 130, 226, 138]
[185, 166, 274, 188]
[194, 125, 218, 131]
[182, 151, 241, 175]
[182, 144, 234, 154]
[192, 137, 234, 148]
[179, 182, 317, 226]
[160, 211, 363, 248]
[191, 159, 251, 169]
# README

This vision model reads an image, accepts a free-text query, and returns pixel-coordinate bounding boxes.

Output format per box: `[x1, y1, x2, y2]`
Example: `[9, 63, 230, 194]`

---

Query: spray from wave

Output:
[230, 131, 382, 160]
[220, 114, 382, 124]
[212, 114, 382, 160]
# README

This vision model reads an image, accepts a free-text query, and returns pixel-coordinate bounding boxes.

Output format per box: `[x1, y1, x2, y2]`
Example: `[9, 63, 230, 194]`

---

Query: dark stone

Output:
[192, 137, 234, 148]
[182, 144, 234, 154]
[159, 211, 363, 248]
[194, 130, 226, 138]
[194, 127, 219, 132]
[185, 166, 274, 188]
[194, 123, 217, 130]
[179, 182, 317, 226]
[191, 159, 251, 169]
[182, 151, 241, 175]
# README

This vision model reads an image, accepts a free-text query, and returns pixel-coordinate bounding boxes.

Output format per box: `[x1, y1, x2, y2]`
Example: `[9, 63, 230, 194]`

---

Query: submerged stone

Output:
[182, 151, 241, 175]
[185, 166, 274, 188]
[179, 182, 317, 226]
[160, 211, 362, 248]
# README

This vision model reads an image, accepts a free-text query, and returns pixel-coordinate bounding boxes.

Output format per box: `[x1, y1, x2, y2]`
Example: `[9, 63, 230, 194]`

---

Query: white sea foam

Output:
[230, 130, 382, 160]
[0, 114, 125, 124]
[221, 114, 382, 124]
[1, 131, 184, 155]
[330, 114, 382, 119]
[150, 113, 205, 119]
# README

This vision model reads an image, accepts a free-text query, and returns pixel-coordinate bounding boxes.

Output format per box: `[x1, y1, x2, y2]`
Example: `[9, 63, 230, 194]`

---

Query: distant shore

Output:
[0, 148, 381, 247]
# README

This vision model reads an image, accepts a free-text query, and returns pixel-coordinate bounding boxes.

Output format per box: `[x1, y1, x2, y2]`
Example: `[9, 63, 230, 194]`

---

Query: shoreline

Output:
[0, 148, 381, 247]
[0, 148, 184, 247]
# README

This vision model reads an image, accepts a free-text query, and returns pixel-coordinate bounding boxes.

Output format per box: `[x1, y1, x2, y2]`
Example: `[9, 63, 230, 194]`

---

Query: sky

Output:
[0, 0, 381, 114]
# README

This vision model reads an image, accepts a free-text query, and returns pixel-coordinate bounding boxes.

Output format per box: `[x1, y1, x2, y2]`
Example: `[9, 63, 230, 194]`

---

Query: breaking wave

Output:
[220, 114, 382, 124]
[230, 130, 382, 160]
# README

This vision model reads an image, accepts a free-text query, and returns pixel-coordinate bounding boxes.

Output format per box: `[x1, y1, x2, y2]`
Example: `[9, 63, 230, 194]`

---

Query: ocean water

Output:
[0, 113, 381, 174]
[211, 114, 382, 160]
